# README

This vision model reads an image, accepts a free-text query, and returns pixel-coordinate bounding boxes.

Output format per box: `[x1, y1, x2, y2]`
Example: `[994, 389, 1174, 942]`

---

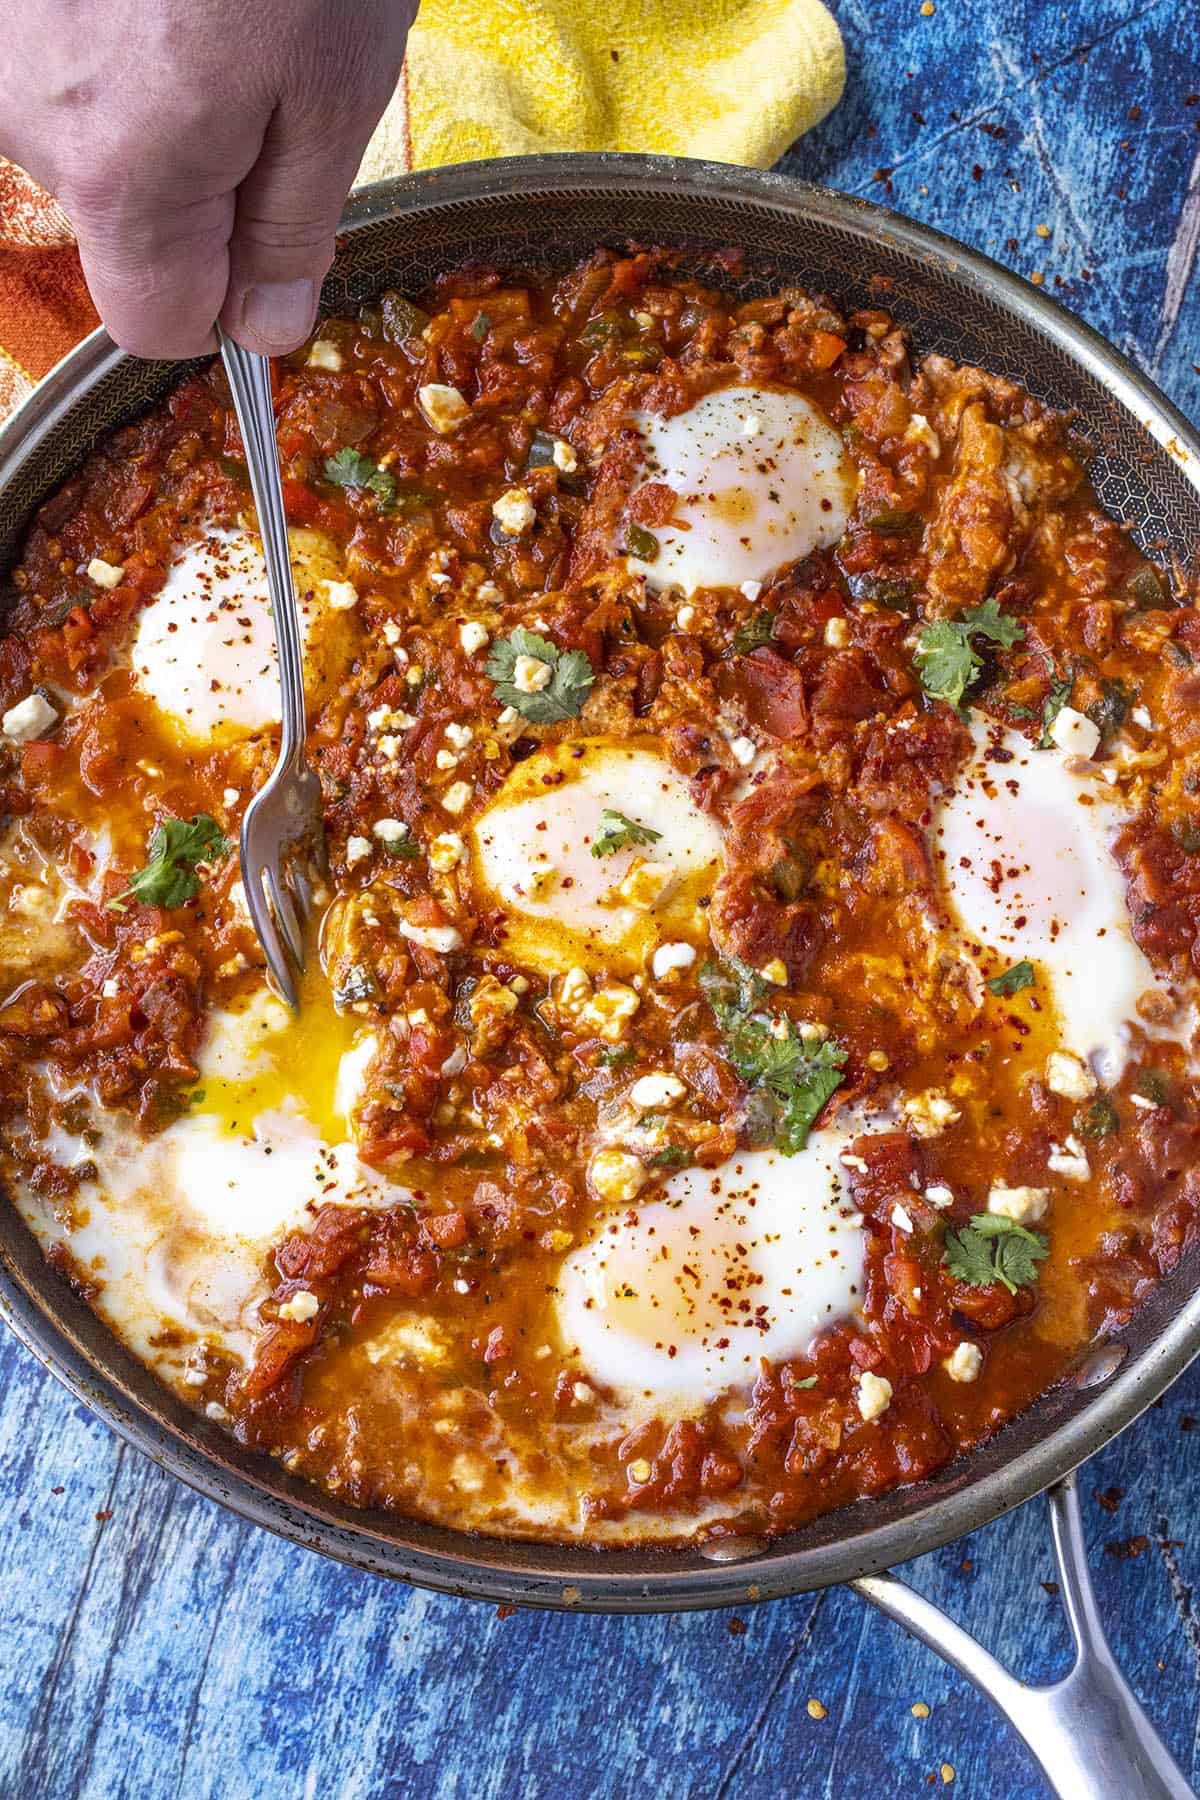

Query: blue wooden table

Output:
[3, 4, 1199, 1794]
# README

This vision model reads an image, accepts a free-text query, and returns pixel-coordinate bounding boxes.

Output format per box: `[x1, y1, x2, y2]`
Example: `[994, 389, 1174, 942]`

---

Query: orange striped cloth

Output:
[0, 161, 97, 420]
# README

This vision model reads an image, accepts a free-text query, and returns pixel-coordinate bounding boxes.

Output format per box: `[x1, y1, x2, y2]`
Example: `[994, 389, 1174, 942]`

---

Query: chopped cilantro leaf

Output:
[1139, 1070, 1169, 1106]
[625, 524, 660, 562]
[647, 1145, 693, 1169]
[701, 958, 847, 1155]
[1038, 657, 1076, 747]
[591, 809, 663, 858]
[790, 1374, 818, 1390]
[914, 598, 1026, 709]
[1080, 1094, 1120, 1139]
[485, 628, 594, 724]
[1086, 678, 1130, 746]
[108, 814, 230, 912]
[324, 446, 396, 508]
[986, 960, 1036, 997]
[943, 1212, 1048, 1294]
[597, 1045, 635, 1069]
[732, 612, 776, 655]
[470, 311, 490, 342]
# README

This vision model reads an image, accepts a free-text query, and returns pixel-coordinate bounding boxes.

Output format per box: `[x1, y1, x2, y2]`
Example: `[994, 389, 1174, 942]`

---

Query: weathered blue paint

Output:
[2, 4, 1198, 1795]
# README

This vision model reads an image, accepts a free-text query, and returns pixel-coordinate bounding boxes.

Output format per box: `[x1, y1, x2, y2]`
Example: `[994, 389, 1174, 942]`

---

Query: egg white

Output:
[554, 1135, 866, 1406]
[470, 738, 722, 977]
[627, 385, 852, 595]
[934, 718, 1167, 1081]
[130, 525, 357, 745]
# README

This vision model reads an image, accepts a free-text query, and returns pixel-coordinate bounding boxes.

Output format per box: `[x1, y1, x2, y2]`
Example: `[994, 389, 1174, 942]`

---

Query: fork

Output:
[218, 329, 326, 1011]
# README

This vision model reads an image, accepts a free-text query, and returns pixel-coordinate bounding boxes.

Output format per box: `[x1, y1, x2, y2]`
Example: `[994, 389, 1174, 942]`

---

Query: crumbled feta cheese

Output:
[513, 654, 553, 694]
[824, 616, 849, 649]
[589, 1148, 648, 1204]
[652, 941, 697, 979]
[890, 1203, 915, 1233]
[987, 1182, 1050, 1225]
[729, 735, 757, 767]
[1132, 705, 1153, 730]
[376, 734, 402, 762]
[429, 832, 466, 872]
[86, 556, 124, 589]
[278, 1290, 320, 1322]
[1045, 1050, 1097, 1101]
[459, 620, 489, 655]
[676, 604, 697, 631]
[101, 977, 120, 998]
[435, 748, 460, 771]
[857, 1371, 893, 1422]
[761, 958, 788, 986]
[740, 579, 763, 602]
[579, 982, 640, 1041]
[441, 780, 473, 815]
[798, 1020, 830, 1043]
[396, 918, 464, 953]
[944, 1341, 982, 1383]
[372, 818, 411, 847]
[306, 341, 344, 372]
[222, 787, 240, 807]
[492, 487, 536, 536]
[418, 383, 470, 434]
[368, 704, 415, 732]
[2, 692, 57, 742]
[445, 722, 474, 751]
[902, 1089, 962, 1139]
[323, 578, 359, 611]
[630, 1072, 687, 1111]
[1048, 1135, 1091, 1181]
[346, 835, 372, 867]
[1049, 706, 1101, 760]
[904, 413, 941, 456]
[382, 620, 403, 646]
[616, 859, 678, 910]
[741, 413, 761, 439]
[439, 1044, 468, 1078]
[551, 438, 578, 474]
[924, 1184, 955, 1209]
[477, 581, 502, 606]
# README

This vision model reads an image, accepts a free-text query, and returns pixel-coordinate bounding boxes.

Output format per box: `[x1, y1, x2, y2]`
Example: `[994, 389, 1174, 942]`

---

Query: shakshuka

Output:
[0, 251, 1196, 1545]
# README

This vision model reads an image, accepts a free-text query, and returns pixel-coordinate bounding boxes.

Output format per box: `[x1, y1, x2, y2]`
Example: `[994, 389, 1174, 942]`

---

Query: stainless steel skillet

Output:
[0, 155, 1198, 1798]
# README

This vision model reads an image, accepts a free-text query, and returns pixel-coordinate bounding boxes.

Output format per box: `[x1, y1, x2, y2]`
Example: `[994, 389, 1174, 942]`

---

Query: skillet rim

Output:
[1, 151, 1199, 1612]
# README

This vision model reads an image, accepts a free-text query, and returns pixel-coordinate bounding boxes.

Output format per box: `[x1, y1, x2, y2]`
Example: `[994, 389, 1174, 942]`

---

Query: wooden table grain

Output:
[3, 3, 1199, 1794]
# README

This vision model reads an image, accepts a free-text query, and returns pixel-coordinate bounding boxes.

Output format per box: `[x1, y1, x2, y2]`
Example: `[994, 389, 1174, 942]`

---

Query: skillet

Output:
[0, 154, 1197, 1797]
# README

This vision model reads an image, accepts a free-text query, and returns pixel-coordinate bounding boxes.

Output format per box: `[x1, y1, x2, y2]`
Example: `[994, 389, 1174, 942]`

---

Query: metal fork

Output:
[218, 329, 326, 1011]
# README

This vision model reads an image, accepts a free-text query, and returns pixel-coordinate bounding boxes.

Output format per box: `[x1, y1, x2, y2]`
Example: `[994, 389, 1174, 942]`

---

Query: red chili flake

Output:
[728, 1617, 747, 1637]
[1105, 1535, 1150, 1560]
[1040, 1580, 1060, 1596]
[95, 1509, 113, 1522]
[1182, 1416, 1198, 1430]
[971, 165, 984, 181]
[496, 1604, 517, 1619]
[1094, 1485, 1124, 1514]
[1129, 105, 1142, 121]
[50, 1486, 65, 1496]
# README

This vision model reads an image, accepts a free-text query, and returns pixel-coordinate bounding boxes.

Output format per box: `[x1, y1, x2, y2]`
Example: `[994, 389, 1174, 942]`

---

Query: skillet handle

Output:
[851, 1471, 1194, 1799]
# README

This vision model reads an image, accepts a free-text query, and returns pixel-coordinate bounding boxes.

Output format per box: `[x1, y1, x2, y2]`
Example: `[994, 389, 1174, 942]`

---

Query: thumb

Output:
[72, 190, 234, 360]
[220, 110, 369, 356]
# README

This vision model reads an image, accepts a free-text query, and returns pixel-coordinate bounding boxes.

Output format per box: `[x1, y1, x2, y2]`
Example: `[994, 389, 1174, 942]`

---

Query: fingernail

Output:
[240, 279, 316, 351]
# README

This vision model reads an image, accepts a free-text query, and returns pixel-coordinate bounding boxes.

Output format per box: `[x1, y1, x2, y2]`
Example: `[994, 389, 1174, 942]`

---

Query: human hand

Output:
[0, 0, 414, 358]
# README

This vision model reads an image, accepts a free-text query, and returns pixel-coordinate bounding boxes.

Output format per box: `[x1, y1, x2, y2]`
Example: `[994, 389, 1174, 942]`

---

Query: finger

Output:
[219, 110, 372, 356]
[71, 190, 236, 360]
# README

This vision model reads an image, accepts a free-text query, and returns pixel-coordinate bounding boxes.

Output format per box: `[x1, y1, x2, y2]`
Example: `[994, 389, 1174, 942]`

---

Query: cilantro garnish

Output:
[591, 809, 663, 858]
[790, 1374, 818, 1390]
[1038, 657, 1076, 747]
[647, 1145, 693, 1169]
[732, 612, 776, 655]
[625, 524, 660, 562]
[383, 834, 421, 860]
[324, 447, 396, 509]
[1086, 677, 1130, 746]
[986, 960, 1036, 998]
[485, 628, 594, 724]
[943, 1213, 1049, 1294]
[1080, 1094, 1120, 1140]
[108, 814, 230, 912]
[700, 959, 847, 1155]
[913, 598, 1025, 710]
[597, 1045, 635, 1069]
[470, 311, 490, 342]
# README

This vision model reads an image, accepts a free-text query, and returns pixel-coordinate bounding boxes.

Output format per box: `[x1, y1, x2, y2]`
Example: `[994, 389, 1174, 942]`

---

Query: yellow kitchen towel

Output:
[359, 0, 844, 176]
[0, 0, 843, 421]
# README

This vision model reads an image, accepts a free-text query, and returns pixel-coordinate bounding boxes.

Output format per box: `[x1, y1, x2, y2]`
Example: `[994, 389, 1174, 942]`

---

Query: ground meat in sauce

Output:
[0, 247, 1197, 1547]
